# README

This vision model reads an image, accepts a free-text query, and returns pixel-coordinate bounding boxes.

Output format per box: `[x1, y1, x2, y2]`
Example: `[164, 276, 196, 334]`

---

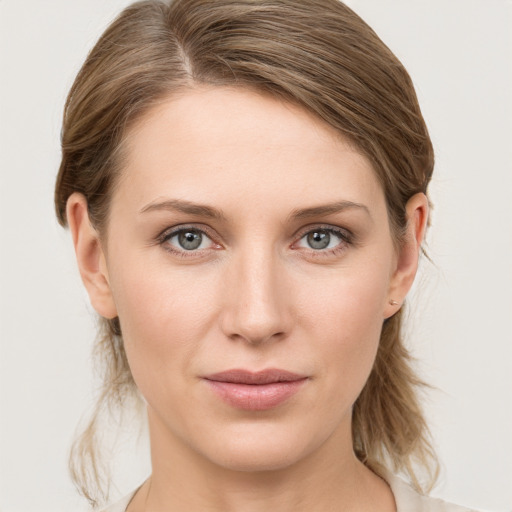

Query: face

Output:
[79, 87, 419, 473]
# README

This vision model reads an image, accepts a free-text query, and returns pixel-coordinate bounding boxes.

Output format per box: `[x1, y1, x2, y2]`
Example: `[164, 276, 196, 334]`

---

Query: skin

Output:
[68, 87, 428, 512]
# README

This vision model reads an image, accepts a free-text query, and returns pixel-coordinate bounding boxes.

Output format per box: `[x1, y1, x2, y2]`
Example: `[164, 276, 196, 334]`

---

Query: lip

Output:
[203, 369, 308, 411]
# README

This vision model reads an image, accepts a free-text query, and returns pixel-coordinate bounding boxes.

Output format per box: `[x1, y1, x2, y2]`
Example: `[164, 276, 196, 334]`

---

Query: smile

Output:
[203, 369, 309, 411]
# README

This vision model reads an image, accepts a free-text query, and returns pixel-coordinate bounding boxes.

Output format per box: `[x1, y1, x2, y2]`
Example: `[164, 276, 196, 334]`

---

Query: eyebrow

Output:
[139, 198, 227, 220]
[139, 198, 370, 221]
[288, 200, 371, 221]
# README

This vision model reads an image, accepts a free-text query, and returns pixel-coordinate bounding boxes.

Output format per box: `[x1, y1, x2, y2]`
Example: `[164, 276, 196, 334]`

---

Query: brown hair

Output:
[55, 0, 437, 506]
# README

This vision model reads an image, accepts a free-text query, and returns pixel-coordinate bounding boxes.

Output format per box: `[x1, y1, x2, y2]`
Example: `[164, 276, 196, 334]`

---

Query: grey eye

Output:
[296, 228, 346, 252]
[177, 230, 203, 250]
[162, 227, 216, 254]
[306, 230, 331, 249]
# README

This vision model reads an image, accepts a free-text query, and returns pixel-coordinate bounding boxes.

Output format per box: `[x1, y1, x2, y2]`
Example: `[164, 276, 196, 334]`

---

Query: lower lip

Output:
[205, 379, 307, 411]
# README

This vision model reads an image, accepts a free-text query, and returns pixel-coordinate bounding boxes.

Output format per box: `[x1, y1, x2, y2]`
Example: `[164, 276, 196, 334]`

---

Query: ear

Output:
[66, 193, 118, 319]
[384, 192, 429, 319]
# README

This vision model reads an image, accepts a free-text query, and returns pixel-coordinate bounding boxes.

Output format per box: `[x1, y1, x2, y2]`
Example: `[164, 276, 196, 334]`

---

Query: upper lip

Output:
[204, 369, 307, 385]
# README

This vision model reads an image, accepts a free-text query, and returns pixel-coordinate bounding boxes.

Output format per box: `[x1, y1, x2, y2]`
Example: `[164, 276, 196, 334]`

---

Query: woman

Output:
[55, 1, 478, 511]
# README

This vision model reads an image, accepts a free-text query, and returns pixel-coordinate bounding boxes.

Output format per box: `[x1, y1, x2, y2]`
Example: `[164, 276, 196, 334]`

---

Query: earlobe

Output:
[384, 192, 429, 318]
[66, 193, 118, 319]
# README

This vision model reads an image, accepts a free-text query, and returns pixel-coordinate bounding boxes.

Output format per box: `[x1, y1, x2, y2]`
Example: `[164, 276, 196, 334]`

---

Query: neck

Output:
[128, 408, 395, 512]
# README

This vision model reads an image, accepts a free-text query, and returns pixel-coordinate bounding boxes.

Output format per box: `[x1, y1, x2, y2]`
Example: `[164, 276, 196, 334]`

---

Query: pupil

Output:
[179, 230, 202, 250]
[307, 230, 330, 250]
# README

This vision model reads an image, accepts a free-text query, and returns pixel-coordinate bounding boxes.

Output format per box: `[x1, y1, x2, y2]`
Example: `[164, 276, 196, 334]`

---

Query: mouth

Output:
[203, 369, 308, 411]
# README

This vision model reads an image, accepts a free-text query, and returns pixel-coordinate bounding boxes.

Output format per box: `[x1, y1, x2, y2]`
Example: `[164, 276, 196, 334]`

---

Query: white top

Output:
[100, 474, 478, 512]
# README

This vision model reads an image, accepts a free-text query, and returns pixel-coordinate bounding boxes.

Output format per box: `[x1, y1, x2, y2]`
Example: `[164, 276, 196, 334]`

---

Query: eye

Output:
[295, 227, 349, 251]
[163, 228, 215, 252]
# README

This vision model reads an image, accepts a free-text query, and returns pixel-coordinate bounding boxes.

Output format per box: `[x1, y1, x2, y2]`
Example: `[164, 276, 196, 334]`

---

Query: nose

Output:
[220, 247, 292, 345]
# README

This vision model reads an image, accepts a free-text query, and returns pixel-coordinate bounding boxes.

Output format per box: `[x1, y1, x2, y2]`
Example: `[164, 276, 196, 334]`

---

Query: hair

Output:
[55, 0, 437, 507]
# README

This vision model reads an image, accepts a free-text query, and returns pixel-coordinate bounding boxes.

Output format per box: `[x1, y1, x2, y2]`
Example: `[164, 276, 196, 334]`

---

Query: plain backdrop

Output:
[0, 1, 511, 511]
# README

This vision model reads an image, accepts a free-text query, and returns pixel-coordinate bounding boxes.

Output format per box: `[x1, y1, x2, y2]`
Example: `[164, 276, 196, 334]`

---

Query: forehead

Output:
[114, 86, 385, 218]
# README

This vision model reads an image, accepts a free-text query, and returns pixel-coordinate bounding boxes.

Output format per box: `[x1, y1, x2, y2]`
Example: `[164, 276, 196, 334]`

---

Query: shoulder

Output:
[387, 474, 479, 512]
[99, 490, 136, 512]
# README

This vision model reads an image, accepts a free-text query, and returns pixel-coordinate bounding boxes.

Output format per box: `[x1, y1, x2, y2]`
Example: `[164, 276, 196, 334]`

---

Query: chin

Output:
[200, 424, 323, 473]
[212, 446, 305, 473]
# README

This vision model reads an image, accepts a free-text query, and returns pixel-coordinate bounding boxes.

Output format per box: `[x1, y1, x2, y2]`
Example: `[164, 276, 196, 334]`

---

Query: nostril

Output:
[227, 327, 287, 346]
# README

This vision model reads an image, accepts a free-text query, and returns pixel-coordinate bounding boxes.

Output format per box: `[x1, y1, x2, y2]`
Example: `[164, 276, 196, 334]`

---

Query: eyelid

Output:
[291, 224, 354, 254]
[293, 224, 353, 242]
[157, 224, 223, 254]
[157, 223, 215, 240]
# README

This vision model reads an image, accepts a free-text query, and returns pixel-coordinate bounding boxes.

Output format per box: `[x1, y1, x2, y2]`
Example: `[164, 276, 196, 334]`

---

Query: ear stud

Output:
[389, 300, 400, 306]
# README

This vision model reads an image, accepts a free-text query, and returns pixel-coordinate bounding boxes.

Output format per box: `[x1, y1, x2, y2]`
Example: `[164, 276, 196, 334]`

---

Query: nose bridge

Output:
[221, 241, 289, 344]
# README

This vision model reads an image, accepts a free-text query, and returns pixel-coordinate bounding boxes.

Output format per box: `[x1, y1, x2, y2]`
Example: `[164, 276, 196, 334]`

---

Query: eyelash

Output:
[156, 224, 354, 259]
[156, 225, 220, 258]
[293, 225, 353, 258]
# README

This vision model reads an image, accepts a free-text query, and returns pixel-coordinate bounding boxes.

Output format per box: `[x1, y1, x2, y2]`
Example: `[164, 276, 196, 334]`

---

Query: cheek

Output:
[299, 259, 390, 340]
[297, 264, 390, 398]
[107, 259, 218, 392]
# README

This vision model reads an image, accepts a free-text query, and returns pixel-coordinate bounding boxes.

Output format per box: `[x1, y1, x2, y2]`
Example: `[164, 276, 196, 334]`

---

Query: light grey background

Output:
[0, 1, 511, 511]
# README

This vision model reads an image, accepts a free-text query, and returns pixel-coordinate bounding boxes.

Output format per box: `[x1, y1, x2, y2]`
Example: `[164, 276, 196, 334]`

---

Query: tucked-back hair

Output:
[55, 0, 437, 507]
